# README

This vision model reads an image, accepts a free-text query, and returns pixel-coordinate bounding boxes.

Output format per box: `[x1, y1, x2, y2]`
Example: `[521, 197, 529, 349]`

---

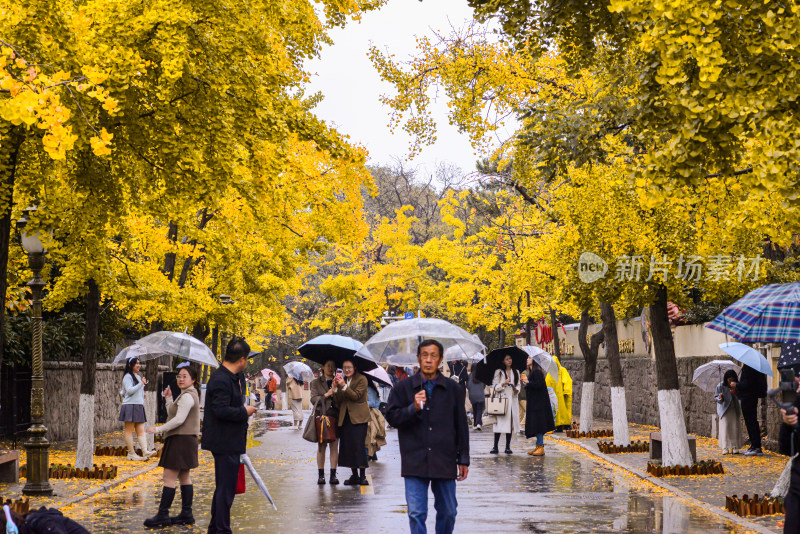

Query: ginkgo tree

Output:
[2, 0, 385, 467]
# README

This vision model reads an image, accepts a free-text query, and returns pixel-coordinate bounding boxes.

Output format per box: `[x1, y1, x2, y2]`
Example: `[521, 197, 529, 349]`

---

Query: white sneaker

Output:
[126, 452, 144, 461]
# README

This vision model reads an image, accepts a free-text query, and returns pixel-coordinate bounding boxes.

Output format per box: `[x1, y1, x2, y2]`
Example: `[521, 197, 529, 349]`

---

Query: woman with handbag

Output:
[309, 360, 339, 485]
[333, 358, 370, 486]
[491, 354, 521, 454]
[523, 357, 556, 456]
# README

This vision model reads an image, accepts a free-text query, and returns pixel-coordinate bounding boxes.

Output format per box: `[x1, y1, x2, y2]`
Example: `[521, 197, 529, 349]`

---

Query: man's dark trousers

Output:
[741, 397, 761, 449]
[208, 453, 239, 534]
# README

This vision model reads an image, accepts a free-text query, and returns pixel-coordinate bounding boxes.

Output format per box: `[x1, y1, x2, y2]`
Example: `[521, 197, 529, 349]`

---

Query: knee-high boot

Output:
[171, 484, 195, 525]
[143, 486, 175, 528]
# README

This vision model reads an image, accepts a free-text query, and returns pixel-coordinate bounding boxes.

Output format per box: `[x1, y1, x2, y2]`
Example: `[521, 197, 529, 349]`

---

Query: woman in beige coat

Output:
[287, 376, 304, 429]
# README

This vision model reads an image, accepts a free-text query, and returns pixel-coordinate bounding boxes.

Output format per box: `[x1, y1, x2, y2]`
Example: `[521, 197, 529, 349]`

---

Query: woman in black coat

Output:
[523, 357, 555, 456]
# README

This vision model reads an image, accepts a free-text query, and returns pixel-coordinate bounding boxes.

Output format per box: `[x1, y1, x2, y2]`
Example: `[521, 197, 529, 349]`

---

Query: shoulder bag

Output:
[486, 389, 508, 416]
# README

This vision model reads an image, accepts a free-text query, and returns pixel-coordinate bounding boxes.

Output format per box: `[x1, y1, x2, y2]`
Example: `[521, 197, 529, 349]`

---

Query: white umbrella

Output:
[283, 361, 314, 382]
[520, 346, 558, 380]
[240, 454, 277, 511]
[365, 366, 392, 387]
[691, 360, 741, 393]
[114, 331, 219, 368]
[719, 342, 773, 377]
[356, 318, 486, 366]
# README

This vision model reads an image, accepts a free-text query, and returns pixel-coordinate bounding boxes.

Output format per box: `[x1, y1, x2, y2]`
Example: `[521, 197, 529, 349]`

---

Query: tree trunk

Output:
[0, 126, 25, 384]
[577, 309, 604, 432]
[76, 279, 100, 469]
[550, 307, 561, 360]
[650, 285, 693, 466]
[601, 301, 630, 446]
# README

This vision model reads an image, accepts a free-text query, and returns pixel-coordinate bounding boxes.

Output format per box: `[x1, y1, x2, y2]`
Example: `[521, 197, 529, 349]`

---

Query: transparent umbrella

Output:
[520, 346, 559, 380]
[283, 361, 314, 382]
[691, 360, 741, 392]
[114, 331, 218, 368]
[356, 318, 485, 366]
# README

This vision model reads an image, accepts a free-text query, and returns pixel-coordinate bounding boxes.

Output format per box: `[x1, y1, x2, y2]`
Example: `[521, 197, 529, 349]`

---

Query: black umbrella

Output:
[778, 342, 800, 373]
[474, 346, 528, 386]
[297, 334, 378, 372]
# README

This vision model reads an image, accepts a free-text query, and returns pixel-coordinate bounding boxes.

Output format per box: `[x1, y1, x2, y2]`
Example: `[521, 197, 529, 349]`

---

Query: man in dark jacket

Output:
[202, 338, 257, 534]
[736, 364, 768, 456]
[386, 340, 469, 534]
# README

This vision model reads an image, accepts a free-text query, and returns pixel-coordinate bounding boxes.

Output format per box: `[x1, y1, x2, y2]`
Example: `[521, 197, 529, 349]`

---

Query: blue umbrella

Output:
[706, 282, 800, 343]
[719, 342, 773, 377]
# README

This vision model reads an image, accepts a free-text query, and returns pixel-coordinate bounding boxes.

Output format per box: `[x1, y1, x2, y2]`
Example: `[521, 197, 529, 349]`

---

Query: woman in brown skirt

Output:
[143, 364, 201, 528]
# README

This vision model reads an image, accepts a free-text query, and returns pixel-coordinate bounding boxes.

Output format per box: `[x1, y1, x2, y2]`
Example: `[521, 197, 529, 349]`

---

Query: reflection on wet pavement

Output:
[64, 411, 751, 533]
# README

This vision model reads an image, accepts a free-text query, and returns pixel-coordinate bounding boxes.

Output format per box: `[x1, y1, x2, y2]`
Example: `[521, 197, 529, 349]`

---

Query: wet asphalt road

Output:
[65, 411, 750, 533]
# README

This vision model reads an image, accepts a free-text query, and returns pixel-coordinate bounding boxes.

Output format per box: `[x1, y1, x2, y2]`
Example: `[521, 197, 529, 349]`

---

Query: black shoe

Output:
[343, 475, 360, 485]
[359, 476, 369, 486]
[490, 447, 499, 454]
[372, 453, 377, 461]
[505, 448, 513, 454]
[143, 486, 175, 528]
[330, 473, 340, 485]
[170, 485, 195, 526]
[317, 474, 326, 485]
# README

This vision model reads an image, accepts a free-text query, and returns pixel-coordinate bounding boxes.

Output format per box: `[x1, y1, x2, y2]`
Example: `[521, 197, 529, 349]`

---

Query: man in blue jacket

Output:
[386, 339, 470, 534]
[201, 338, 257, 534]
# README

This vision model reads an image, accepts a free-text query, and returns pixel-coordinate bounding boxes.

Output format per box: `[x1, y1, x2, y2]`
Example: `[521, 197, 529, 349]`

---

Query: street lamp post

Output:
[18, 209, 53, 496]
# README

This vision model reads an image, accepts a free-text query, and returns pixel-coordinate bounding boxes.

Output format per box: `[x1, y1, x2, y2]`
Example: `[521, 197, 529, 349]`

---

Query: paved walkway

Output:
[59, 411, 753, 533]
[556, 420, 786, 533]
[0, 413, 788, 532]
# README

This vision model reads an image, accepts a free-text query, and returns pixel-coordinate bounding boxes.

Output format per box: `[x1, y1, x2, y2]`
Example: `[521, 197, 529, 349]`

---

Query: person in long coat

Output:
[287, 376, 304, 429]
[310, 360, 340, 485]
[332, 358, 371, 486]
[524, 357, 556, 456]
[491, 354, 521, 454]
[546, 356, 570, 431]
[716, 369, 743, 454]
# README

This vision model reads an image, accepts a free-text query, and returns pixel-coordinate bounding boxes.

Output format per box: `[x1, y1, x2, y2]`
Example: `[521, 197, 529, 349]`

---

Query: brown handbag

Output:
[315, 414, 337, 444]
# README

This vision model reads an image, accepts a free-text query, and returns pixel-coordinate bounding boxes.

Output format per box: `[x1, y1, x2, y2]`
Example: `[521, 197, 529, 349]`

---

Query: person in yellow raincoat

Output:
[558, 357, 573, 431]
[545, 356, 573, 431]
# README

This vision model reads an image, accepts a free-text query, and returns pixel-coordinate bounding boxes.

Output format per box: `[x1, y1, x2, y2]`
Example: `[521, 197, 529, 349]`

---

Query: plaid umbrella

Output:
[706, 282, 800, 343]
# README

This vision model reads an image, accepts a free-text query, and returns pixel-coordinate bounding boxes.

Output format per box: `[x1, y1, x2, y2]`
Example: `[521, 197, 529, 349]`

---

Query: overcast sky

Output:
[306, 0, 482, 177]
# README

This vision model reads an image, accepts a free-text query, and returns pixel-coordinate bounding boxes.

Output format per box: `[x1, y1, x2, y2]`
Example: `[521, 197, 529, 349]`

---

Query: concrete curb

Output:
[551, 435, 779, 534]
[56, 462, 159, 509]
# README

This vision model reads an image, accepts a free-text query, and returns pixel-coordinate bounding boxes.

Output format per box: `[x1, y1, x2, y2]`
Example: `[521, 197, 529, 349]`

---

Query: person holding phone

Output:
[310, 360, 340, 485]
[119, 357, 154, 461]
[333, 359, 371, 486]
[386, 340, 470, 534]
[143, 365, 202, 528]
[715, 369, 743, 454]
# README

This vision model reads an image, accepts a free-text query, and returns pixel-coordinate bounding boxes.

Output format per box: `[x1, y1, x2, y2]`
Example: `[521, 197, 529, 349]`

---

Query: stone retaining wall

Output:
[561, 356, 782, 447]
[43, 362, 166, 443]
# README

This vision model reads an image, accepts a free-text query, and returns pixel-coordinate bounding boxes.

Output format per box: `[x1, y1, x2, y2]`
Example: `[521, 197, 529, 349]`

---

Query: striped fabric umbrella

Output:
[706, 282, 800, 343]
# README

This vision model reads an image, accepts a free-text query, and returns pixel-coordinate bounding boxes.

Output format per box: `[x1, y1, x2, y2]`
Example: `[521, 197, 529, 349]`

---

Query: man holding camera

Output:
[386, 340, 470, 534]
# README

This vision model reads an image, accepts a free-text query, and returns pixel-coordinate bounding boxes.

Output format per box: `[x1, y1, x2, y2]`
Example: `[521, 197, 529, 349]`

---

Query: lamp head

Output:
[17, 207, 44, 254]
